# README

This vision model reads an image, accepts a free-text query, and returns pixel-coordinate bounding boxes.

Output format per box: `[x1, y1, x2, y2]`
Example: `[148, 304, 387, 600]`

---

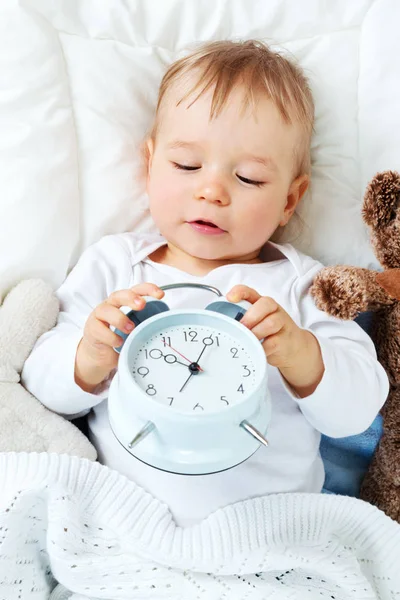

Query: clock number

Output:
[134, 366, 149, 378]
[168, 397, 174, 406]
[230, 347, 239, 358]
[183, 330, 198, 342]
[242, 365, 251, 377]
[220, 396, 229, 405]
[161, 336, 172, 347]
[144, 349, 163, 360]
[146, 384, 157, 396]
[237, 384, 245, 394]
[215, 336, 220, 347]
[193, 403, 204, 411]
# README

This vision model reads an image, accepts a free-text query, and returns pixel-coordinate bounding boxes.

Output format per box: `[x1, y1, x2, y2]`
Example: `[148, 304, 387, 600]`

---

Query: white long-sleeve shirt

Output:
[22, 232, 389, 527]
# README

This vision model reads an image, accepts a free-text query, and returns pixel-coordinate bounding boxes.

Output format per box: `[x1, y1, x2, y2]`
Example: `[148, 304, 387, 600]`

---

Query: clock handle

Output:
[205, 297, 252, 321]
[113, 298, 169, 353]
[205, 298, 267, 343]
[240, 420, 269, 447]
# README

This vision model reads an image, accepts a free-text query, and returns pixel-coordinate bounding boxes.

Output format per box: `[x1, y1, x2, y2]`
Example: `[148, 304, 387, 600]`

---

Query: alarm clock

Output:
[108, 283, 271, 475]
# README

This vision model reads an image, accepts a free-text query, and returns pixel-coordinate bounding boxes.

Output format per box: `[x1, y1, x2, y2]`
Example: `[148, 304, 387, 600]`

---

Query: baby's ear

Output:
[145, 138, 154, 170]
[137, 138, 153, 191]
[281, 174, 309, 226]
[292, 173, 309, 201]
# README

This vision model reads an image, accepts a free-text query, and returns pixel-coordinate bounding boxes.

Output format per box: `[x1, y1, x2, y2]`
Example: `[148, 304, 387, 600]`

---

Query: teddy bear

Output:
[310, 170, 400, 522]
[0, 278, 96, 459]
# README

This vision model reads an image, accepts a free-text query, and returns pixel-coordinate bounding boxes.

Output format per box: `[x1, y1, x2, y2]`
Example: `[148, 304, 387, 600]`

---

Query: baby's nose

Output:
[194, 180, 230, 205]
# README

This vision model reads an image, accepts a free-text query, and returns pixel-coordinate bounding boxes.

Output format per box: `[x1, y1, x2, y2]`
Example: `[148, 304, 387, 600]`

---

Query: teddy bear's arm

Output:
[310, 266, 396, 320]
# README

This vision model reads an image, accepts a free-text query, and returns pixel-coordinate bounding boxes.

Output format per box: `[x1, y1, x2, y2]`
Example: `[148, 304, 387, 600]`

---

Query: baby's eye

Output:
[172, 162, 200, 171]
[237, 174, 265, 187]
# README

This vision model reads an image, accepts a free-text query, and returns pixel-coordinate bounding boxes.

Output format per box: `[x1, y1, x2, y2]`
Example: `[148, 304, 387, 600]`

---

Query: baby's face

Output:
[146, 76, 308, 265]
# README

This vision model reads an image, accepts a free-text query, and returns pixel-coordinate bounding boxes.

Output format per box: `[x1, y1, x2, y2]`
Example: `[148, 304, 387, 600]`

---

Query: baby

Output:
[22, 40, 389, 527]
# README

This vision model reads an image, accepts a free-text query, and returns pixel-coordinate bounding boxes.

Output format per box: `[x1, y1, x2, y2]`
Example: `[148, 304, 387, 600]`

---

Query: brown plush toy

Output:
[310, 170, 400, 522]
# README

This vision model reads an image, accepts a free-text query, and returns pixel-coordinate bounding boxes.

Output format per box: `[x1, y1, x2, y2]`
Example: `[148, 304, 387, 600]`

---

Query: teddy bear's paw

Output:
[0, 279, 59, 374]
[363, 170, 400, 229]
[311, 266, 368, 320]
[0, 385, 97, 460]
[38, 411, 97, 460]
[43, 418, 97, 460]
[0, 403, 47, 452]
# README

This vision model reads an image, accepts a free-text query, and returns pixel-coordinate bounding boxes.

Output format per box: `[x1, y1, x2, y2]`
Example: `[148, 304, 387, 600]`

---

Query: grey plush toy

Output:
[0, 278, 96, 458]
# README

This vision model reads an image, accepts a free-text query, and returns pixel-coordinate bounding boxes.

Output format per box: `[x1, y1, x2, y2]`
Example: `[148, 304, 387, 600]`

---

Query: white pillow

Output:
[1, 0, 399, 292]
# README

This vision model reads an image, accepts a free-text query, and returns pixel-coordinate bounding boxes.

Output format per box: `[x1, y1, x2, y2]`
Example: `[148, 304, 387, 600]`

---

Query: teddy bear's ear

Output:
[363, 170, 400, 229]
[376, 269, 400, 300]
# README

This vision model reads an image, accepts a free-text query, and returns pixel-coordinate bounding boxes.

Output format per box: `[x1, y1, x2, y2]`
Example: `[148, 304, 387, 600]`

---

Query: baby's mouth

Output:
[187, 220, 227, 234]
[194, 220, 217, 228]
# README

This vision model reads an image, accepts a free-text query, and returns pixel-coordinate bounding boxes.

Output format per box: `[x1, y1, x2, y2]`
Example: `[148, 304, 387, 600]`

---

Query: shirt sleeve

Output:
[279, 256, 389, 438]
[21, 235, 135, 416]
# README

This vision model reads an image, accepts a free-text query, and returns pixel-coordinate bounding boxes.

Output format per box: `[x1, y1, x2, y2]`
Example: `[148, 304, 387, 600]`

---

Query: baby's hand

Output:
[75, 283, 164, 392]
[226, 285, 324, 397]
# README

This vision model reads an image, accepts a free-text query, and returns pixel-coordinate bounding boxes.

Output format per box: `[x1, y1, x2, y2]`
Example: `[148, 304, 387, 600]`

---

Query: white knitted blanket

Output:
[1, 453, 399, 600]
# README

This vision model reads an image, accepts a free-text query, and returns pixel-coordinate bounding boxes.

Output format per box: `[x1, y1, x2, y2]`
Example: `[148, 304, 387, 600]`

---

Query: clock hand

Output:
[179, 362, 201, 392]
[162, 341, 204, 372]
[179, 342, 207, 393]
[162, 352, 190, 368]
[194, 343, 207, 366]
[179, 371, 194, 393]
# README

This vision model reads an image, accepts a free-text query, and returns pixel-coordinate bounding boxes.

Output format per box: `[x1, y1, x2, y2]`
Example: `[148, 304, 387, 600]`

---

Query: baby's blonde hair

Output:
[150, 39, 315, 176]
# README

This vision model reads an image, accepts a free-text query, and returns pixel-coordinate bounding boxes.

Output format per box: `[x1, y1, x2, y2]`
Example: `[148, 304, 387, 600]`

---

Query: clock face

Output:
[130, 323, 258, 413]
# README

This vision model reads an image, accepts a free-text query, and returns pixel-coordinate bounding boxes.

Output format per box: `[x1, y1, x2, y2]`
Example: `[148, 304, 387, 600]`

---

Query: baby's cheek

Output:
[148, 177, 183, 228]
[148, 172, 172, 206]
[238, 202, 280, 241]
[239, 203, 269, 227]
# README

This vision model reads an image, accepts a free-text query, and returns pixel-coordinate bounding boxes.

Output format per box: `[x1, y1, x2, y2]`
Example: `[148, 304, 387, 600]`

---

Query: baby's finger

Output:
[130, 282, 165, 298]
[85, 317, 125, 349]
[249, 311, 284, 340]
[240, 297, 279, 329]
[261, 333, 282, 360]
[106, 284, 164, 310]
[226, 285, 261, 305]
[94, 303, 136, 334]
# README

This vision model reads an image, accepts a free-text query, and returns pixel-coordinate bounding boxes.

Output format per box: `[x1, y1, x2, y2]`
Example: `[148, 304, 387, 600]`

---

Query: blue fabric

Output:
[319, 311, 384, 497]
[320, 413, 383, 496]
